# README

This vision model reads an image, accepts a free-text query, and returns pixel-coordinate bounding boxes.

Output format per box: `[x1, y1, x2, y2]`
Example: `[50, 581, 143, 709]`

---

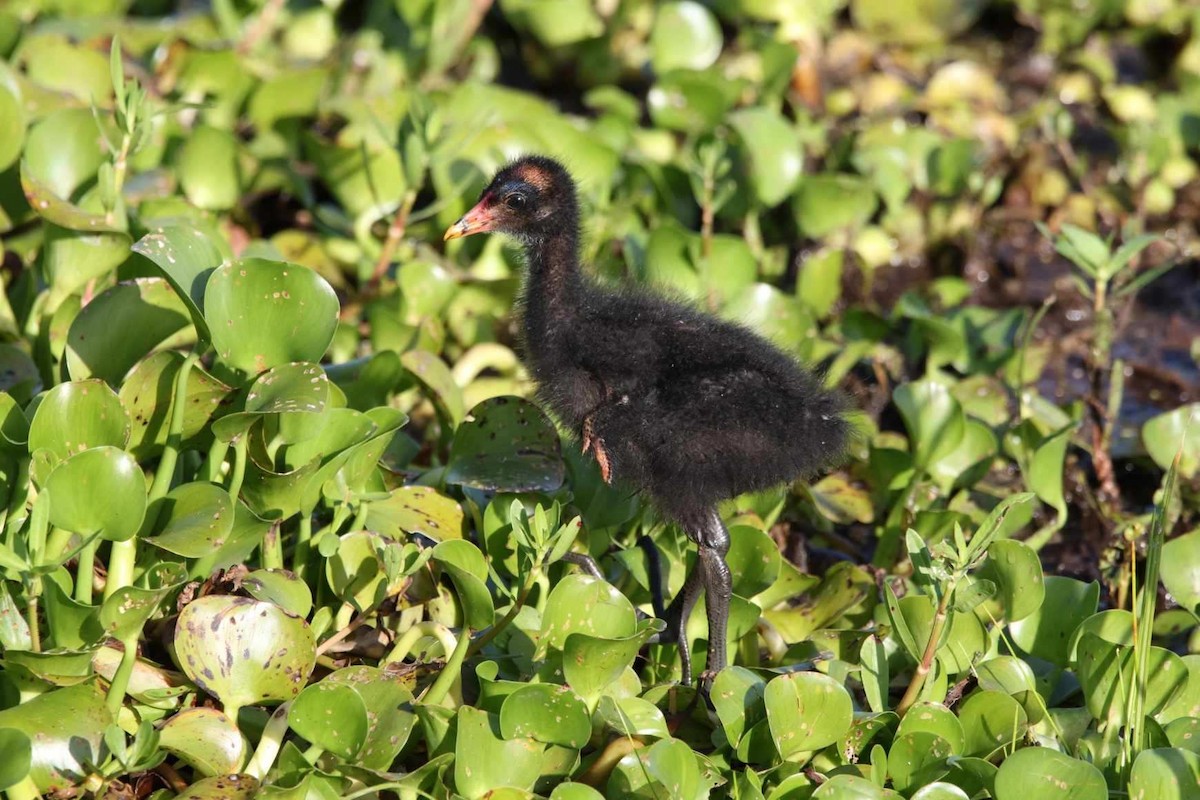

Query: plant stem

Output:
[227, 437, 248, 499]
[245, 701, 291, 779]
[202, 439, 230, 483]
[105, 636, 138, 715]
[420, 624, 471, 706]
[4, 774, 41, 800]
[895, 585, 953, 717]
[106, 539, 137, 600]
[368, 190, 417, 290]
[76, 537, 96, 604]
[467, 569, 538, 659]
[262, 519, 284, 571]
[384, 621, 457, 664]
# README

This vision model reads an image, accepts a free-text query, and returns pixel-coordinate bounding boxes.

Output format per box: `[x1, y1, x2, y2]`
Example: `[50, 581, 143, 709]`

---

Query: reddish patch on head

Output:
[479, 190, 495, 207]
[512, 163, 551, 190]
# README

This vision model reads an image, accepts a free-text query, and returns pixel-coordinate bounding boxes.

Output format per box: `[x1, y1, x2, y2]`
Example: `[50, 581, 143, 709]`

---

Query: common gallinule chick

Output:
[445, 155, 849, 685]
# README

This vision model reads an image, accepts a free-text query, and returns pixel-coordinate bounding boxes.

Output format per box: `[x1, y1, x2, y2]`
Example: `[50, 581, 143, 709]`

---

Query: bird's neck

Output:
[521, 224, 585, 356]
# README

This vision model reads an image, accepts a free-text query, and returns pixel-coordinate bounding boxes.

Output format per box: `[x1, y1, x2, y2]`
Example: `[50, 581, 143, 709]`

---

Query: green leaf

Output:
[728, 108, 803, 207]
[500, 684, 590, 748]
[453, 707, 543, 799]
[29, 379, 130, 464]
[46, 447, 146, 542]
[159, 708, 247, 778]
[174, 596, 316, 713]
[650, 2, 723, 73]
[1143, 404, 1200, 479]
[446, 397, 564, 493]
[0, 727, 32, 791]
[0, 682, 111, 794]
[765, 672, 854, 760]
[993, 745, 1106, 800]
[1129, 748, 1200, 800]
[65, 279, 192, 385]
[204, 259, 339, 377]
[893, 380, 965, 471]
[132, 223, 230, 344]
[146, 482, 235, 557]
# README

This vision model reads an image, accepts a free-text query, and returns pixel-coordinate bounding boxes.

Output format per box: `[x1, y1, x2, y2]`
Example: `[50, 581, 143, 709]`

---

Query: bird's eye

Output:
[504, 193, 526, 210]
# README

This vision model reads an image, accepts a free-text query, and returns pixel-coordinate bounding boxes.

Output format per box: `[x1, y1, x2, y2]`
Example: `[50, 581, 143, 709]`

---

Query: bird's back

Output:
[558, 284, 849, 522]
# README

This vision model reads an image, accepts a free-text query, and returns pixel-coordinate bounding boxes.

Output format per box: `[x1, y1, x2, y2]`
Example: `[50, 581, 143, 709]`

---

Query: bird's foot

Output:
[581, 414, 613, 484]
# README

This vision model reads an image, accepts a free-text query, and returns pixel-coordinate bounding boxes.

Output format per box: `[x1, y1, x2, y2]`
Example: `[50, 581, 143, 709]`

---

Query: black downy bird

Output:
[445, 155, 849, 684]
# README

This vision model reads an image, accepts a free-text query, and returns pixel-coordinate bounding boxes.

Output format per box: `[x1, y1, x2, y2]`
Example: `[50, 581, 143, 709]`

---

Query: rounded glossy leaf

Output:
[20, 109, 116, 232]
[431, 539, 495, 630]
[993, 745, 1106, 800]
[132, 224, 230, 343]
[66, 279, 192, 385]
[540, 574, 638, 651]
[711, 666, 767, 747]
[729, 108, 802, 206]
[958, 690, 1027, 757]
[1143, 403, 1200, 479]
[174, 774, 260, 800]
[610, 736, 705, 799]
[650, 2, 722, 73]
[725, 524, 781, 598]
[722, 284, 814, 352]
[159, 708, 247, 777]
[46, 447, 146, 541]
[454, 707, 543, 799]
[500, 683, 590, 748]
[367, 485, 465, 541]
[896, 702, 965, 754]
[550, 785, 605, 800]
[910, 784, 969, 800]
[851, 0, 988, 45]
[978, 539, 1044, 622]
[1162, 531, 1200, 615]
[447, 396, 564, 493]
[0, 727, 31, 790]
[795, 174, 879, 239]
[564, 625, 661, 707]
[765, 672, 854, 760]
[595, 695, 671, 739]
[0, 682, 111, 794]
[205, 259, 339, 376]
[0, 79, 23, 173]
[401, 349, 465, 426]
[894, 380, 965, 470]
[889, 732, 954, 792]
[1129, 748, 1200, 800]
[1076, 634, 1187, 726]
[326, 531, 392, 612]
[177, 125, 241, 211]
[121, 351, 232, 459]
[174, 596, 316, 712]
[147, 482, 235, 557]
[29, 379, 129, 462]
[289, 680, 369, 760]
[899, 594, 987, 674]
[242, 569, 313, 619]
[1009, 576, 1100, 667]
[321, 665, 415, 769]
[810, 774, 893, 798]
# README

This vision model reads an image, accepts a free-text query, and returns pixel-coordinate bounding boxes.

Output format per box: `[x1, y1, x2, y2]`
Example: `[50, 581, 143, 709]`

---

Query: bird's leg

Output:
[580, 384, 622, 484]
[695, 510, 732, 686]
[654, 559, 705, 684]
[581, 413, 612, 484]
[558, 551, 604, 580]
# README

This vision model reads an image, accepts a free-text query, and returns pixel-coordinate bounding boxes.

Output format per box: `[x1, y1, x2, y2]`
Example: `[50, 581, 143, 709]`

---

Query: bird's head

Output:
[444, 155, 576, 243]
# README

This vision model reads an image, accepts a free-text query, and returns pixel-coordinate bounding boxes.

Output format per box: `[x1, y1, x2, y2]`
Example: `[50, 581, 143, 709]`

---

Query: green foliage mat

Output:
[0, 1, 1198, 798]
